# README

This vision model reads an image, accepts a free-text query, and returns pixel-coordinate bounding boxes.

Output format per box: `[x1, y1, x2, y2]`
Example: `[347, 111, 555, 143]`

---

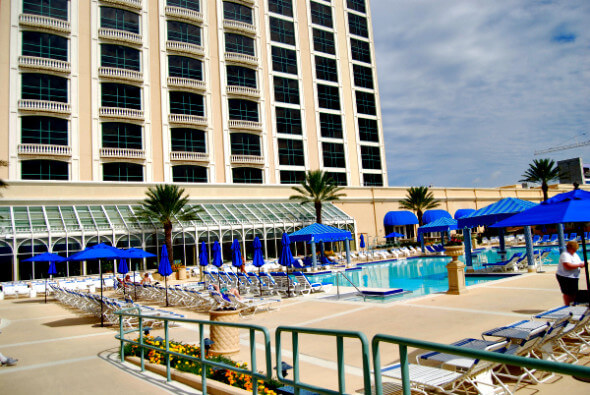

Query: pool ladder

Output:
[335, 271, 366, 302]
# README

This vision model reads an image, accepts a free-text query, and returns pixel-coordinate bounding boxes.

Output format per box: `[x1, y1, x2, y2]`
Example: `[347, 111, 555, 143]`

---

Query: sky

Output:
[370, 0, 590, 188]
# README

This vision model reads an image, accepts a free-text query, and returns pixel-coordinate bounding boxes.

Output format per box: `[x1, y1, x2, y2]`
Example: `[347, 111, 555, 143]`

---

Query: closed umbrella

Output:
[198, 241, 209, 280]
[118, 258, 129, 298]
[279, 233, 295, 297]
[158, 245, 173, 307]
[23, 252, 64, 304]
[211, 240, 223, 288]
[120, 248, 156, 300]
[252, 237, 265, 295]
[231, 239, 242, 274]
[360, 234, 365, 248]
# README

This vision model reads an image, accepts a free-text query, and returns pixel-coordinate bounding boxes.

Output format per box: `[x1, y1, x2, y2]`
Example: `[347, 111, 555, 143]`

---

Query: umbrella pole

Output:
[134, 261, 137, 300]
[99, 259, 104, 327]
[45, 276, 48, 304]
[580, 230, 590, 302]
[165, 274, 169, 307]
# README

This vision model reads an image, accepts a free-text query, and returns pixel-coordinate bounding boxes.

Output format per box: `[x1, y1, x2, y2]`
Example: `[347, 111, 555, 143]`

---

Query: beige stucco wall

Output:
[0, 0, 10, 176]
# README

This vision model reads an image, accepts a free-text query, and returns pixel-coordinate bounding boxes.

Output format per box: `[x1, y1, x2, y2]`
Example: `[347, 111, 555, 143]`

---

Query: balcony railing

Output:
[231, 154, 264, 164]
[223, 19, 256, 35]
[99, 107, 144, 120]
[224, 52, 258, 66]
[226, 85, 260, 98]
[18, 56, 71, 73]
[165, 6, 203, 23]
[168, 114, 207, 126]
[19, 14, 71, 33]
[100, 0, 142, 10]
[166, 41, 205, 56]
[167, 76, 206, 91]
[17, 143, 71, 157]
[100, 147, 145, 159]
[99, 67, 143, 82]
[170, 151, 209, 162]
[18, 99, 71, 114]
[98, 28, 143, 45]
[228, 119, 262, 131]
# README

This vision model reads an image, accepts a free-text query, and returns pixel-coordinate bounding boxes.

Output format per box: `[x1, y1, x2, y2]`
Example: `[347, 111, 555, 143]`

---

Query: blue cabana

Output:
[289, 223, 353, 268]
[422, 209, 452, 225]
[418, 217, 458, 235]
[454, 208, 476, 220]
[383, 210, 418, 226]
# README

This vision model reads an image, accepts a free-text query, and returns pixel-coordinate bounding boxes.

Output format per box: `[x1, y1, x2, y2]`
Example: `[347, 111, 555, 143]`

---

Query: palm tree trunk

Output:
[417, 210, 423, 227]
[165, 222, 173, 266]
[542, 182, 549, 201]
[315, 201, 322, 224]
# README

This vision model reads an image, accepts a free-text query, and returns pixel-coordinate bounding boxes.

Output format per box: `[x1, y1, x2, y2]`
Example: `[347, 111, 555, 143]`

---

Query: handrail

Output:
[335, 271, 365, 301]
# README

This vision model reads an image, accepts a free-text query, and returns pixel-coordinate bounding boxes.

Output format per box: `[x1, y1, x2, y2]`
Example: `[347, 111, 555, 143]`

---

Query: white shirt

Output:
[557, 250, 582, 278]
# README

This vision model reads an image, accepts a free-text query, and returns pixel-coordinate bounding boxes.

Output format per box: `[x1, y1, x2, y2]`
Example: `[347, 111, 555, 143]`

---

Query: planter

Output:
[444, 245, 466, 295]
[208, 309, 241, 357]
[176, 268, 187, 280]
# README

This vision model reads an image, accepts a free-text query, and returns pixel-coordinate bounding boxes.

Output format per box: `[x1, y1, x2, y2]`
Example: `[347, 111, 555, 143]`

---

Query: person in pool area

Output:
[140, 272, 151, 285]
[210, 283, 242, 301]
[556, 241, 586, 305]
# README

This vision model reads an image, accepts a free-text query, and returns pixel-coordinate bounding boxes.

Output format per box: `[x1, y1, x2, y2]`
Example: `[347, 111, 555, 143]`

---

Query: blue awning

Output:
[289, 223, 352, 243]
[383, 210, 418, 226]
[454, 208, 476, 219]
[422, 209, 452, 224]
[418, 217, 458, 235]
[457, 198, 537, 228]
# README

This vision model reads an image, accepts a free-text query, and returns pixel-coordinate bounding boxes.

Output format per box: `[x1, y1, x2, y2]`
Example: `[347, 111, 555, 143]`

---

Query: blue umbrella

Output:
[23, 252, 64, 304]
[385, 232, 405, 238]
[279, 233, 295, 297]
[231, 239, 242, 272]
[158, 244, 172, 307]
[199, 242, 209, 266]
[359, 234, 365, 249]
[252, 237, 265, 295]
[211, 241, 222, 268]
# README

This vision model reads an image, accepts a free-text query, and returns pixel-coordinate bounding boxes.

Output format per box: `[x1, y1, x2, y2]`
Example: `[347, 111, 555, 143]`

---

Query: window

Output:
[21, 73, 68, 102]
[275, 107, 302, 135]
[100, 7, 139, 34]
[225, 33, 255, 56]
[363, 173, 382, 186]
[226, 65, 257, 88]
[228, 99, 259, 122]
[271, 46, 297, 74]
[223, 1, 253, 24]
[353, 64, 374, 89]
[317, 84, 340, 110]
[313, 28, 335, 55]
[101, 83, 141, 109]
[230, 133, 261, 156]
[23, 0, 68, 20]
[358, 118, 379, 142]
[325, 171, 347, 186]
[319, 113, 342, 138]
[21, 116, 68, 145]
[278, 139, 305, 166]
[280, 170, 304, 184]
[361, 146, 382, 169]
[269, 17, 296, 45]
[347, 0, 366, 13]
[169, 92, 204, 115]
[167, 0, 200, 12]
[168, 21, 201, 45]
[103, 162, 143, 182]
[350, 38, 371, 63]
[101, 44, 140, 71]
[171, 128, 206, 152]
[21, 159, 68, 180]
[232, 167, 263, 184]
[348, 13, 368, 38]
[173, 165, 207, 183]
[22, 32, 68, 61]
[101, 122, 142, 149]
[310, 2, 332, 28]
[322, 142, 345, 168]
[274, 77, 300, 104]
[355, 91, 376, 115]
[268, 0, 293, 17]
[315, 56, 338, 82]
[168, 56, 202, 80]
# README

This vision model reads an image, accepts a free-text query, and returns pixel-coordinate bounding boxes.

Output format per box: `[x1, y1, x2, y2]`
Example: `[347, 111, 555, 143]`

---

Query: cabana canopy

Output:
[289, 223, 352, 243]
[457, 198, 537, 228]
[418, 217, 458, 235]
[422, 209, 452, 224]
[383, 210, 418, 226]
[454, 208, 476, 219]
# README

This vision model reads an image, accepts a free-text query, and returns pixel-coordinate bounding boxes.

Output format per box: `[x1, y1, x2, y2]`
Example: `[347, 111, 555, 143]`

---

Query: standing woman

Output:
[556, 241, 585, 305]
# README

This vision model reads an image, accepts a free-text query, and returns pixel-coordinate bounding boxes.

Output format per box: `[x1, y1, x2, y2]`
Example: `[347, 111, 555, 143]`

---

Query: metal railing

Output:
[335, 271, 366, 301]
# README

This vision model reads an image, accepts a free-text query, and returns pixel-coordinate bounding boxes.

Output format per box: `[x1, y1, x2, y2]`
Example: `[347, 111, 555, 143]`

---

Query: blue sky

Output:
[370, 0, 590, 187]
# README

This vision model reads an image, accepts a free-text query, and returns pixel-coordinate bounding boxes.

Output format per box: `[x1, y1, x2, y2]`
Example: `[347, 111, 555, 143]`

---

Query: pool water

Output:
[472, 246, 561, 268]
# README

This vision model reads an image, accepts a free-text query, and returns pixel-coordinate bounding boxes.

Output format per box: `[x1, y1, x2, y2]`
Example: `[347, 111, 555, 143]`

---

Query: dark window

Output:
[101, 44, 140, 71]
[223, 1, 252, 24]
[363, 173, 383, 186]
[21, 73, 68, 102]
[326, 171, 347, 186]
[228, 99, 259, 122]
[100, 7, 139, 34]
[350, 38, 371, 63]
[270, 17, 296, 45]
[173, 165, 207, 183]
[226, 65, 257, 88]
[319, 113, 342, 138]
[355, 91, 376, 115]
[361, 145, 382, 169]
[280, 170, 304, 184]
[347, 0, 366, 13]
[21, 116, 68, 145]
[22, 32, 68, 61]
[313, 28, 335, 55]
[230, 133, 261, 156]
[271, 46, 297, 74]
[275, 107, 302, 135]
[101, 122, 142, 149]
[317, 84, 340, 110]
[171, 128, 206, 152]
[103, 162, 143, 182]
[168, 21, 201, 45]
[353, 64, 373, 89]
[232, 167, 263, 184]
[322, 142, 345, 168]
[169, 92, 204, 115]
[278, 139, 305, 166]
[274, 77, 300, 104]
[268, 0, 293, 17]
[23, 0, 68, 20]
[225, 33, 255, 56]
[310, 2, 332, 28]
[167, 0, 200, 12]
[348, 13, 368, 38]
[358, 118, 379, 142]
[21, 159, 68, 180]
[168, 55, 202, 80]
[101, 83, 141, 109]
[315, 56, 338, 82]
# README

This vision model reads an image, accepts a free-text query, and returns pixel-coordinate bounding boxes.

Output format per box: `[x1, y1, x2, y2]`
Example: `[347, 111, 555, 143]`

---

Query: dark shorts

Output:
[556, 274, 578, 296]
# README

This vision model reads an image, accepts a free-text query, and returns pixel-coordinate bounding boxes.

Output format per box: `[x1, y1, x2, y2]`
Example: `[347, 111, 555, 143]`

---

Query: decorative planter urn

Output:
[444, 245, 466, 295]
[208, 309, 241, 357]
[176, 267, 187, 280]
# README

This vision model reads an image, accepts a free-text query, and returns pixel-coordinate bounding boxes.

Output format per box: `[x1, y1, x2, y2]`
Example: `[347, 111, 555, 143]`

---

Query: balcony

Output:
[99, 67, 143, 82]
[168, 114, 207, 126]
[223, 20, 256, 36]
[18, 56, 71, 74]
[170, 151, 209, 162]
[98, 28, 143, 46]
[167, 77, 206, 91]
[166, 41, 205, 57]
[17, 144, 71, 157]
[226, 85, 260, 98]
[165, 6, 203, 23]
[19, 14, 71, 33]
[224, 52, 258, 66]
[18, 99, 71, 115]
[231, 154, 264, 165]
[99, 107, 144, 120]
[100, 0, 142, 10]
[100, 147, 145, 159]
[228, 119, 262, 131]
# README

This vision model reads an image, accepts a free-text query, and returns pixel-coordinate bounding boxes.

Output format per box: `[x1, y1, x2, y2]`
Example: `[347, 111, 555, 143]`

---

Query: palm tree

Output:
[520, 158, 560, 201]
[289, 170, 346, 224]
[135, 185, 200, 266]
[399, 186, 439, 226]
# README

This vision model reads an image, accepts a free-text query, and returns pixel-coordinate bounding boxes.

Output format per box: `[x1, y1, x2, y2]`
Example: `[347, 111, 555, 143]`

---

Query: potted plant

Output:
[443, 236, 464, 257]
[172, 263, 187, 280]
[443, 236, 466, 295]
